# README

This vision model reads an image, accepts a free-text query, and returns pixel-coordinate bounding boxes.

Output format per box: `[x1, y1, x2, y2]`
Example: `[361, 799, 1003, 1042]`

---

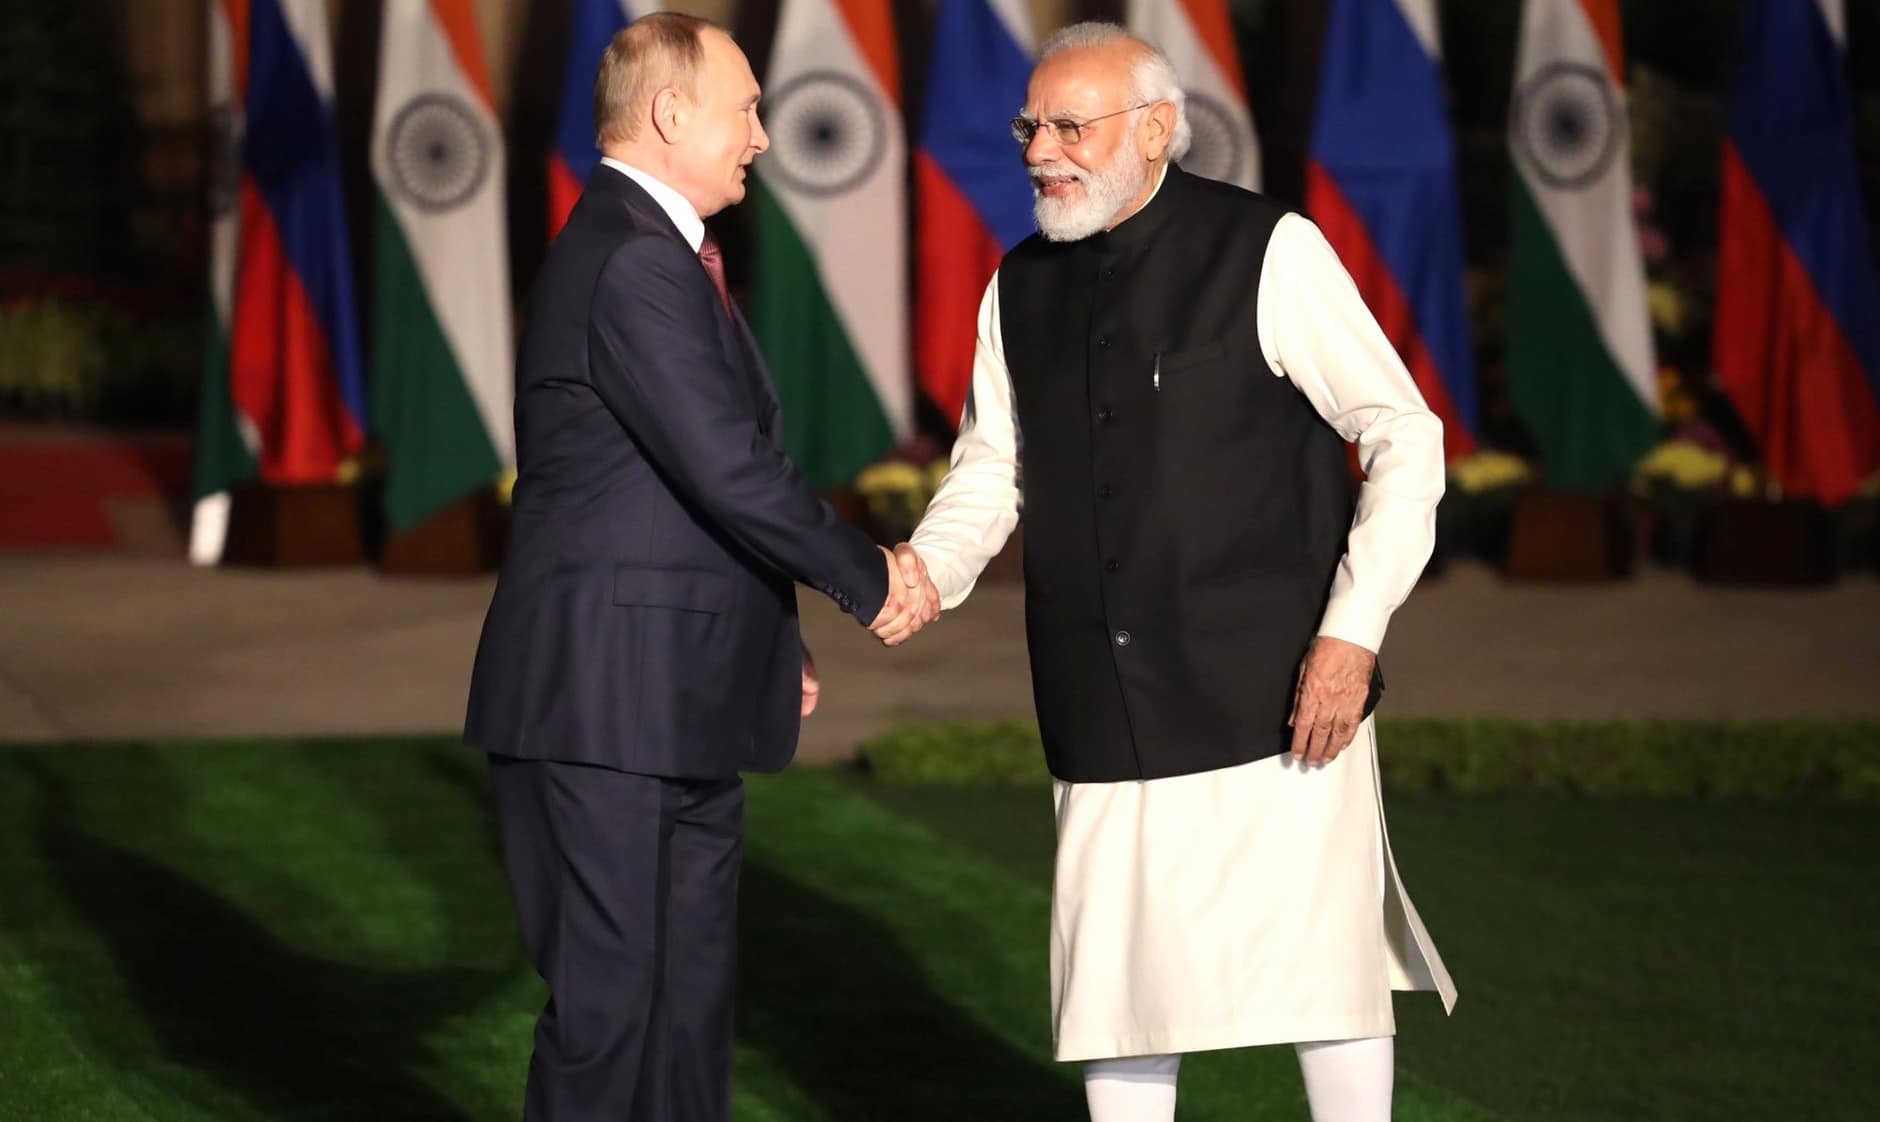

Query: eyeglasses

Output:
[1009, 103, 1152, 147]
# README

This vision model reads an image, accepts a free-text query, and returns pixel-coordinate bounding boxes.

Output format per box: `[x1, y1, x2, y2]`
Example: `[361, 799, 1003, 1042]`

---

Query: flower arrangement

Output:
[854, 452, 949, 542]
[0, 299, 196, 423]
[1631, 438, 1731, 493]
[1435, 449, 1534, 564]
[1448, 449, 1534, 494]
[1628, 420, 1777, 567]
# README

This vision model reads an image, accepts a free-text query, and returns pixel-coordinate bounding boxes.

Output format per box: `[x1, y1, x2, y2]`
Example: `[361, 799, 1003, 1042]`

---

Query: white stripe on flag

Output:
[1393, 0, 1442, 59]
[988, 0, 1036, 52]
[1816, 0, 1846, 47]
[277, 0, 337, 102]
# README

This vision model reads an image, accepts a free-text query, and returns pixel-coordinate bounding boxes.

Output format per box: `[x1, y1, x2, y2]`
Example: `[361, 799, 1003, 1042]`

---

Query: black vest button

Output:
[1105, 559, 1119, 572]
[1113, 630, 1132, 647]
[1096, 336, 1109, 348]
[1097, 407, 1114, 423]
[1098, 484, 1114, 498]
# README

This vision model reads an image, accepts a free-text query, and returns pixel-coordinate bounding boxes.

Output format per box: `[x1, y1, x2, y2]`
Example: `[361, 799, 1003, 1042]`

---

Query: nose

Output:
[751, 111, 770, 155]
[1025, 126, 1059, 166]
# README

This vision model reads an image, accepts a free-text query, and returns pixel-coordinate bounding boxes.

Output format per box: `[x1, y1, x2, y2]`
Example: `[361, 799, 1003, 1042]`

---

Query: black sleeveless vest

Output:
[1000, 164, 1374, 783]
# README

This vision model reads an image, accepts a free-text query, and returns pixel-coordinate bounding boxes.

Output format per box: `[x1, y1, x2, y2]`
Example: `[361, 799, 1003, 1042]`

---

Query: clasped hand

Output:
[866, 544, 940, 646]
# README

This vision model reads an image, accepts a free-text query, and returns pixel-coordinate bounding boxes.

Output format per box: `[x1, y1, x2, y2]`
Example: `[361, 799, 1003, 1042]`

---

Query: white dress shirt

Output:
[909, 205, 1447, 655]
[600, 157, 705, 253]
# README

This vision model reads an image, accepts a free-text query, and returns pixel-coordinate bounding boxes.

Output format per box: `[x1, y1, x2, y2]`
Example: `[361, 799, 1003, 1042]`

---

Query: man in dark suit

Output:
[464, 14, 936, 1121]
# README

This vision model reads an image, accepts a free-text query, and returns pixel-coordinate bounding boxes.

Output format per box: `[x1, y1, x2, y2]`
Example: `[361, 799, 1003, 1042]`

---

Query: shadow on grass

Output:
[735, 856, 1077, 1120]
[18, 745, 514, 1121]
[12, 744, 1083, 1120]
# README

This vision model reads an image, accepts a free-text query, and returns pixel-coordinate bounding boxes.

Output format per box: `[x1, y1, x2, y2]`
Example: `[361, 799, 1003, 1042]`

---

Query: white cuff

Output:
[1317, 593, 1390, 654]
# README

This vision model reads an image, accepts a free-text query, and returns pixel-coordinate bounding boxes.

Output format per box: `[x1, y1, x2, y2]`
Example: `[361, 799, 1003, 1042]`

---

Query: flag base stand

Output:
[221, 482, 365, 568]
[1696, 498, 1834, 586]
[1500, 491, 1635, 581]
[379, 491, 509, 576]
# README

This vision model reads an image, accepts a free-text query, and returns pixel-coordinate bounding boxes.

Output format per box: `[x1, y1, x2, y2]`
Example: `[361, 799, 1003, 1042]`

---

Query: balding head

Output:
[592, 14, 767, 219]
[593, 12, 715, 147]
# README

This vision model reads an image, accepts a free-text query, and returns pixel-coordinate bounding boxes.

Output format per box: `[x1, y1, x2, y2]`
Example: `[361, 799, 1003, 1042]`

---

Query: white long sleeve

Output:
[908, 272, 1023, 608]
[1257, 213, 1446, 653]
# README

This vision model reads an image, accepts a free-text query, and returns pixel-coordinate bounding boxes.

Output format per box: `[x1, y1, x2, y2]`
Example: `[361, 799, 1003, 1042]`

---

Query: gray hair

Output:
[1037, 21, 1192, 162]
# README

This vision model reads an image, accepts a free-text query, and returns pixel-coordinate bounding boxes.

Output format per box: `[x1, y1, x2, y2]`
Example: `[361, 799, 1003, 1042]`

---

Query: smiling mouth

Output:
[1032, 175, 1082, 197]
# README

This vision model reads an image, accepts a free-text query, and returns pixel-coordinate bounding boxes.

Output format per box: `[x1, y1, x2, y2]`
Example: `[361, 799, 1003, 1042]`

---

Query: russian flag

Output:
[1306, 0, 1477, 460]
[914, 0, 1036, 429]
[549, 0, 653, 239]
[1715, 0, 1880, 506]
[231, 0, 366, 484]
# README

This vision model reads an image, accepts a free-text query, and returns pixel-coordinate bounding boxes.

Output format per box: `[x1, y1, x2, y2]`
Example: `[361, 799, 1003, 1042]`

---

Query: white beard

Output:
[1031, 134, 1148, 243]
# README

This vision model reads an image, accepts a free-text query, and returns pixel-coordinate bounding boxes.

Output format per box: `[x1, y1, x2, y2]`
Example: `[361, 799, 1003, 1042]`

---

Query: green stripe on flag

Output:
[1506, 179, 1659, 492]
[750, 183, 895, 490]
[190, 308, 255, 501]
[369, 193, 502, 532]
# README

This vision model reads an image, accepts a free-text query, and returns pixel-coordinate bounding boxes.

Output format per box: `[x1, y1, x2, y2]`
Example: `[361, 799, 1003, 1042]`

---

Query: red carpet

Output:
[0, 427, 191, 548]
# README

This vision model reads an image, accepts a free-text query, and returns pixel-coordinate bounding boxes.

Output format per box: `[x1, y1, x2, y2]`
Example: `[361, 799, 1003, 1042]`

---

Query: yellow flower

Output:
[1647, 281, 1685, 335]
[1633, 440, 1729, 490]
[1448, 450, 1533, 493]
[1727, 465, 1760, 498]
[854, 460, 926, 497]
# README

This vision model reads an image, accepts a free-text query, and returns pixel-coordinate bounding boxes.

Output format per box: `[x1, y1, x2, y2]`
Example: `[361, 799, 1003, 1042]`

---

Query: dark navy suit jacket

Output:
[465, 166, 888, 778]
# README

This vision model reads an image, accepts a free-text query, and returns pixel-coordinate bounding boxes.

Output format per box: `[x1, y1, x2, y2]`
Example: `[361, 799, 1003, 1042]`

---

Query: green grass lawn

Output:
[0, 737, 1874, 1120]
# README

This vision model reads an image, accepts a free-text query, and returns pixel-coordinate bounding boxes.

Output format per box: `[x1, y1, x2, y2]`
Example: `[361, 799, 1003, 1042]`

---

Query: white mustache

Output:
[1029, 164, 1088, 184]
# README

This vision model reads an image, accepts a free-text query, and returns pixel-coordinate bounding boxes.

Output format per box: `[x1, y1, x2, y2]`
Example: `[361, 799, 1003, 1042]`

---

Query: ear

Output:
[1142, 100, 1176, 162]
[650, 86, 684, 145]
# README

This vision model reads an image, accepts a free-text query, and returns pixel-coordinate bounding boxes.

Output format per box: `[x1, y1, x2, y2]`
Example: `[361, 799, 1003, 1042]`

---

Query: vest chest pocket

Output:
[1153, 337, 1266, 431]
[1156, 337, 1234, 375]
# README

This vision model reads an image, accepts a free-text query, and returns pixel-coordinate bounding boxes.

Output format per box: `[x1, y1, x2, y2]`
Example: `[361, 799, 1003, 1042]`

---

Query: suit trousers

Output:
[489, 755, 744, 1122]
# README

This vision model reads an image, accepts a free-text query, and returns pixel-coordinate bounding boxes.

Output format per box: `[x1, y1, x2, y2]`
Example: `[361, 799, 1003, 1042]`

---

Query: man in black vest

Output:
[906, 22, 1456, 1122]
[466, 15, 937, 1122]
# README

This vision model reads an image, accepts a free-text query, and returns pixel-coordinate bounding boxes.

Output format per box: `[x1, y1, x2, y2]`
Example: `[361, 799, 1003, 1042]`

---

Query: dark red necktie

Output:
[697, 231, 735, 319]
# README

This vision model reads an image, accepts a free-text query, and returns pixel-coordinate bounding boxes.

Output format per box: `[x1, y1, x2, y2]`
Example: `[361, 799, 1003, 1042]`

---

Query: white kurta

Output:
[909, 187, 1459, 1060]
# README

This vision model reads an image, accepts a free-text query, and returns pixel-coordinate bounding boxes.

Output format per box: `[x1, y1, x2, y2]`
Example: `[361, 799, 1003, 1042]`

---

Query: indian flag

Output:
[752, 0, 909, 489]
[1506, 0, 1657, 491]
[189, 0, 259, 566]
[368, 0, 513, 532]
[1126, 0, 1260, 190]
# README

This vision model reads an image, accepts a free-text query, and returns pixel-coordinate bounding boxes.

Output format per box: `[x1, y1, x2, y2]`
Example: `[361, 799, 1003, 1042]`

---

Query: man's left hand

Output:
[800, 643, 821, 717]
[1288, 636, 1376, 767]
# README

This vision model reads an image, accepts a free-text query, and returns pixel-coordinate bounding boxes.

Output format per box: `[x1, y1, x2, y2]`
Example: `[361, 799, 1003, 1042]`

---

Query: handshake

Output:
[867, 543, 941, 646]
